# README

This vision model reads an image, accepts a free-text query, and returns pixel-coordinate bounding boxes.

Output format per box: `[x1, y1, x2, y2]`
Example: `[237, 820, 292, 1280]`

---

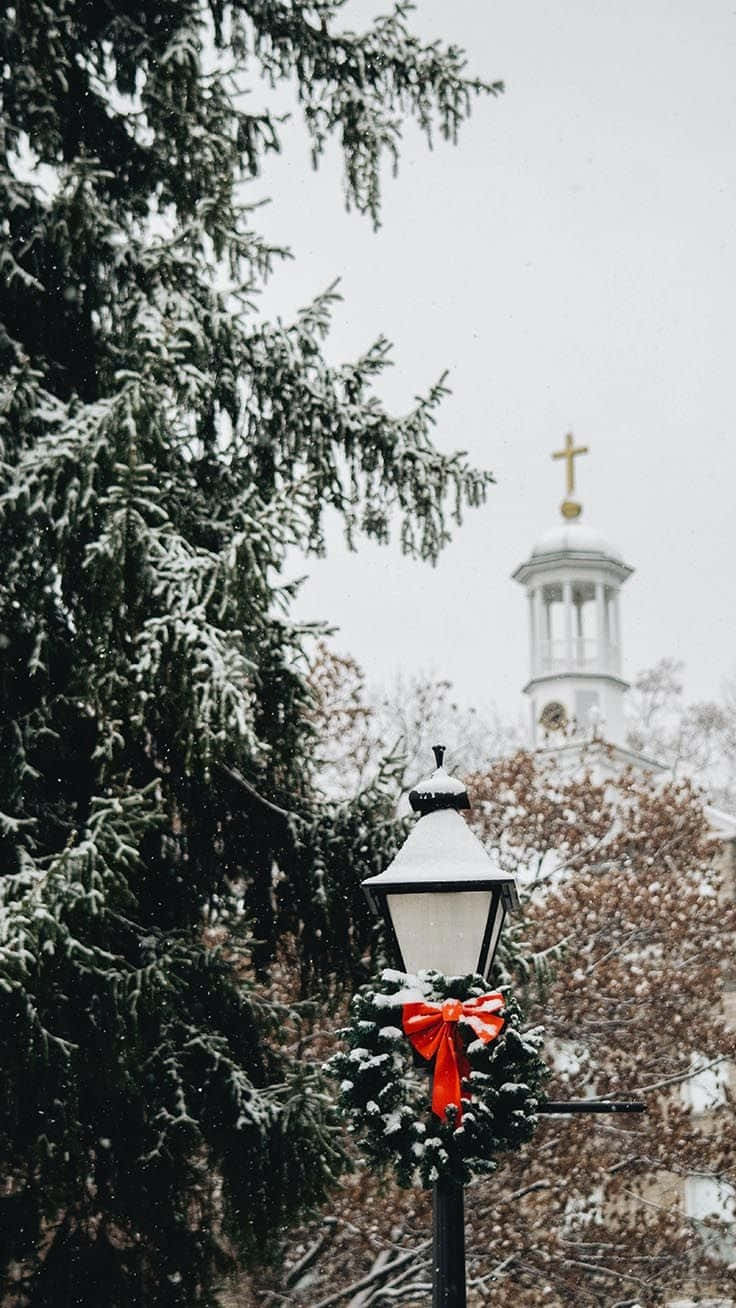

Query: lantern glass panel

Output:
[386, 889, 493, 977]
[483, 902, 506, 979]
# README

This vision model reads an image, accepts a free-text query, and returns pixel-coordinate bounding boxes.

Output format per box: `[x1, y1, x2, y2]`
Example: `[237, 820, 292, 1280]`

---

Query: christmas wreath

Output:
[328, 969, 548, 1188]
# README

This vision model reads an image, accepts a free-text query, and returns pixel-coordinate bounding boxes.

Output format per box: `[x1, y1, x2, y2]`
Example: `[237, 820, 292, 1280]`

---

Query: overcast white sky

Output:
[256, 0, 736, 727]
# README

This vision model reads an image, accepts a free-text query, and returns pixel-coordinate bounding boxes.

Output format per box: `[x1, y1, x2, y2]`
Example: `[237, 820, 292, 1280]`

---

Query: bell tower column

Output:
[595, 581, 606, 672]
[533, 586, 544, 677]
[563, 579, 573, 667]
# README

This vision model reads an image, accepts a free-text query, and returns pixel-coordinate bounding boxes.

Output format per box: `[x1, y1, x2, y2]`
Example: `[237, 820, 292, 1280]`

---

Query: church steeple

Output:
[512, 440, 633, 747]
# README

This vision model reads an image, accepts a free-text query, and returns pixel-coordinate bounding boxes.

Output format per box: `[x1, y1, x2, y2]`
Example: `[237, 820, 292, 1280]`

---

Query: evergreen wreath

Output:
[328, 969, 548, 1188]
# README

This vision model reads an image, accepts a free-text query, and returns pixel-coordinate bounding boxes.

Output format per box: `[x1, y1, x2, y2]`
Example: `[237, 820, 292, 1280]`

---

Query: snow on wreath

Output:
[326, 969, 549, 1188]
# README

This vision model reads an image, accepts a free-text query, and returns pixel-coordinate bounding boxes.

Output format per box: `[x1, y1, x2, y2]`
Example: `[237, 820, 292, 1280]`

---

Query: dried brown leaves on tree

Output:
[626, 657, 736, 809]
[306, 642, 380, 798]
[305, 641, 521, 800]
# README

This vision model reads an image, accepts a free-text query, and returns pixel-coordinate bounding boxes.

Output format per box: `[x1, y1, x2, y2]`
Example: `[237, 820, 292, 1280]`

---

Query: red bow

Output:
[402, 993, 505, 1124]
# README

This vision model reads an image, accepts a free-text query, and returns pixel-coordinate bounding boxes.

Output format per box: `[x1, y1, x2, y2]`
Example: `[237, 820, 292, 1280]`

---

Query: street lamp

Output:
[362, 745, 518, 981]
[358, 742, 645, 1302]
[361, 746, 519, 1308]
[359, 747, 645, 1306]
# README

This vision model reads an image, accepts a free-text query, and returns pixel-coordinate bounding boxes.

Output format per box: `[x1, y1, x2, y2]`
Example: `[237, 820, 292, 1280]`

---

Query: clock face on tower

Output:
[539, 700, 568, 732]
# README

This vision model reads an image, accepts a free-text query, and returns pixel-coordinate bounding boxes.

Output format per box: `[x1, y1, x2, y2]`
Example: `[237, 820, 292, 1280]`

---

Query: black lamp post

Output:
[361, 746, 519, 1308]
[361, 747, 646, 1305]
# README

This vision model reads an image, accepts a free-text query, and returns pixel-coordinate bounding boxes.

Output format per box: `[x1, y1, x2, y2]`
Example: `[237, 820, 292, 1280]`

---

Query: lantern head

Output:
[362, 747, 518, 979]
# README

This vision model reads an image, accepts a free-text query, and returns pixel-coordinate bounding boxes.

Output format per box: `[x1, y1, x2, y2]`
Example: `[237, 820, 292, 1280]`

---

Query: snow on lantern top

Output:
[361, 746, 519, 978]
[363, 747, 517, 898]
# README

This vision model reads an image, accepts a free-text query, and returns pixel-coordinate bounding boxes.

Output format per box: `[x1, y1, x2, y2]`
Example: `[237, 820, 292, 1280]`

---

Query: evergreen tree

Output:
[0, 5, 498, 1304]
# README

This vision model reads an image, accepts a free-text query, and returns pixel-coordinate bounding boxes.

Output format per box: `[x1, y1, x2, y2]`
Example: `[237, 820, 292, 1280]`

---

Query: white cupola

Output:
[512, 435, 633, 747]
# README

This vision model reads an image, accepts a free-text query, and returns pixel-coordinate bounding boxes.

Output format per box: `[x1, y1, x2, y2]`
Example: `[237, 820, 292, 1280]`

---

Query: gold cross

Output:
[552, 432, 588, 496]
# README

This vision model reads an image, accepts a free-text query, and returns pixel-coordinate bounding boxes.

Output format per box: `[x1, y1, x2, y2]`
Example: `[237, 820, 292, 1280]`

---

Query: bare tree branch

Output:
[307, 1243, 431, 1308]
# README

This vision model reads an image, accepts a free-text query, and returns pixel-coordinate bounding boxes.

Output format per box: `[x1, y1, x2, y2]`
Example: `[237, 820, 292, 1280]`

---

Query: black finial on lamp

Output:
[409, 747, 470, 815]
